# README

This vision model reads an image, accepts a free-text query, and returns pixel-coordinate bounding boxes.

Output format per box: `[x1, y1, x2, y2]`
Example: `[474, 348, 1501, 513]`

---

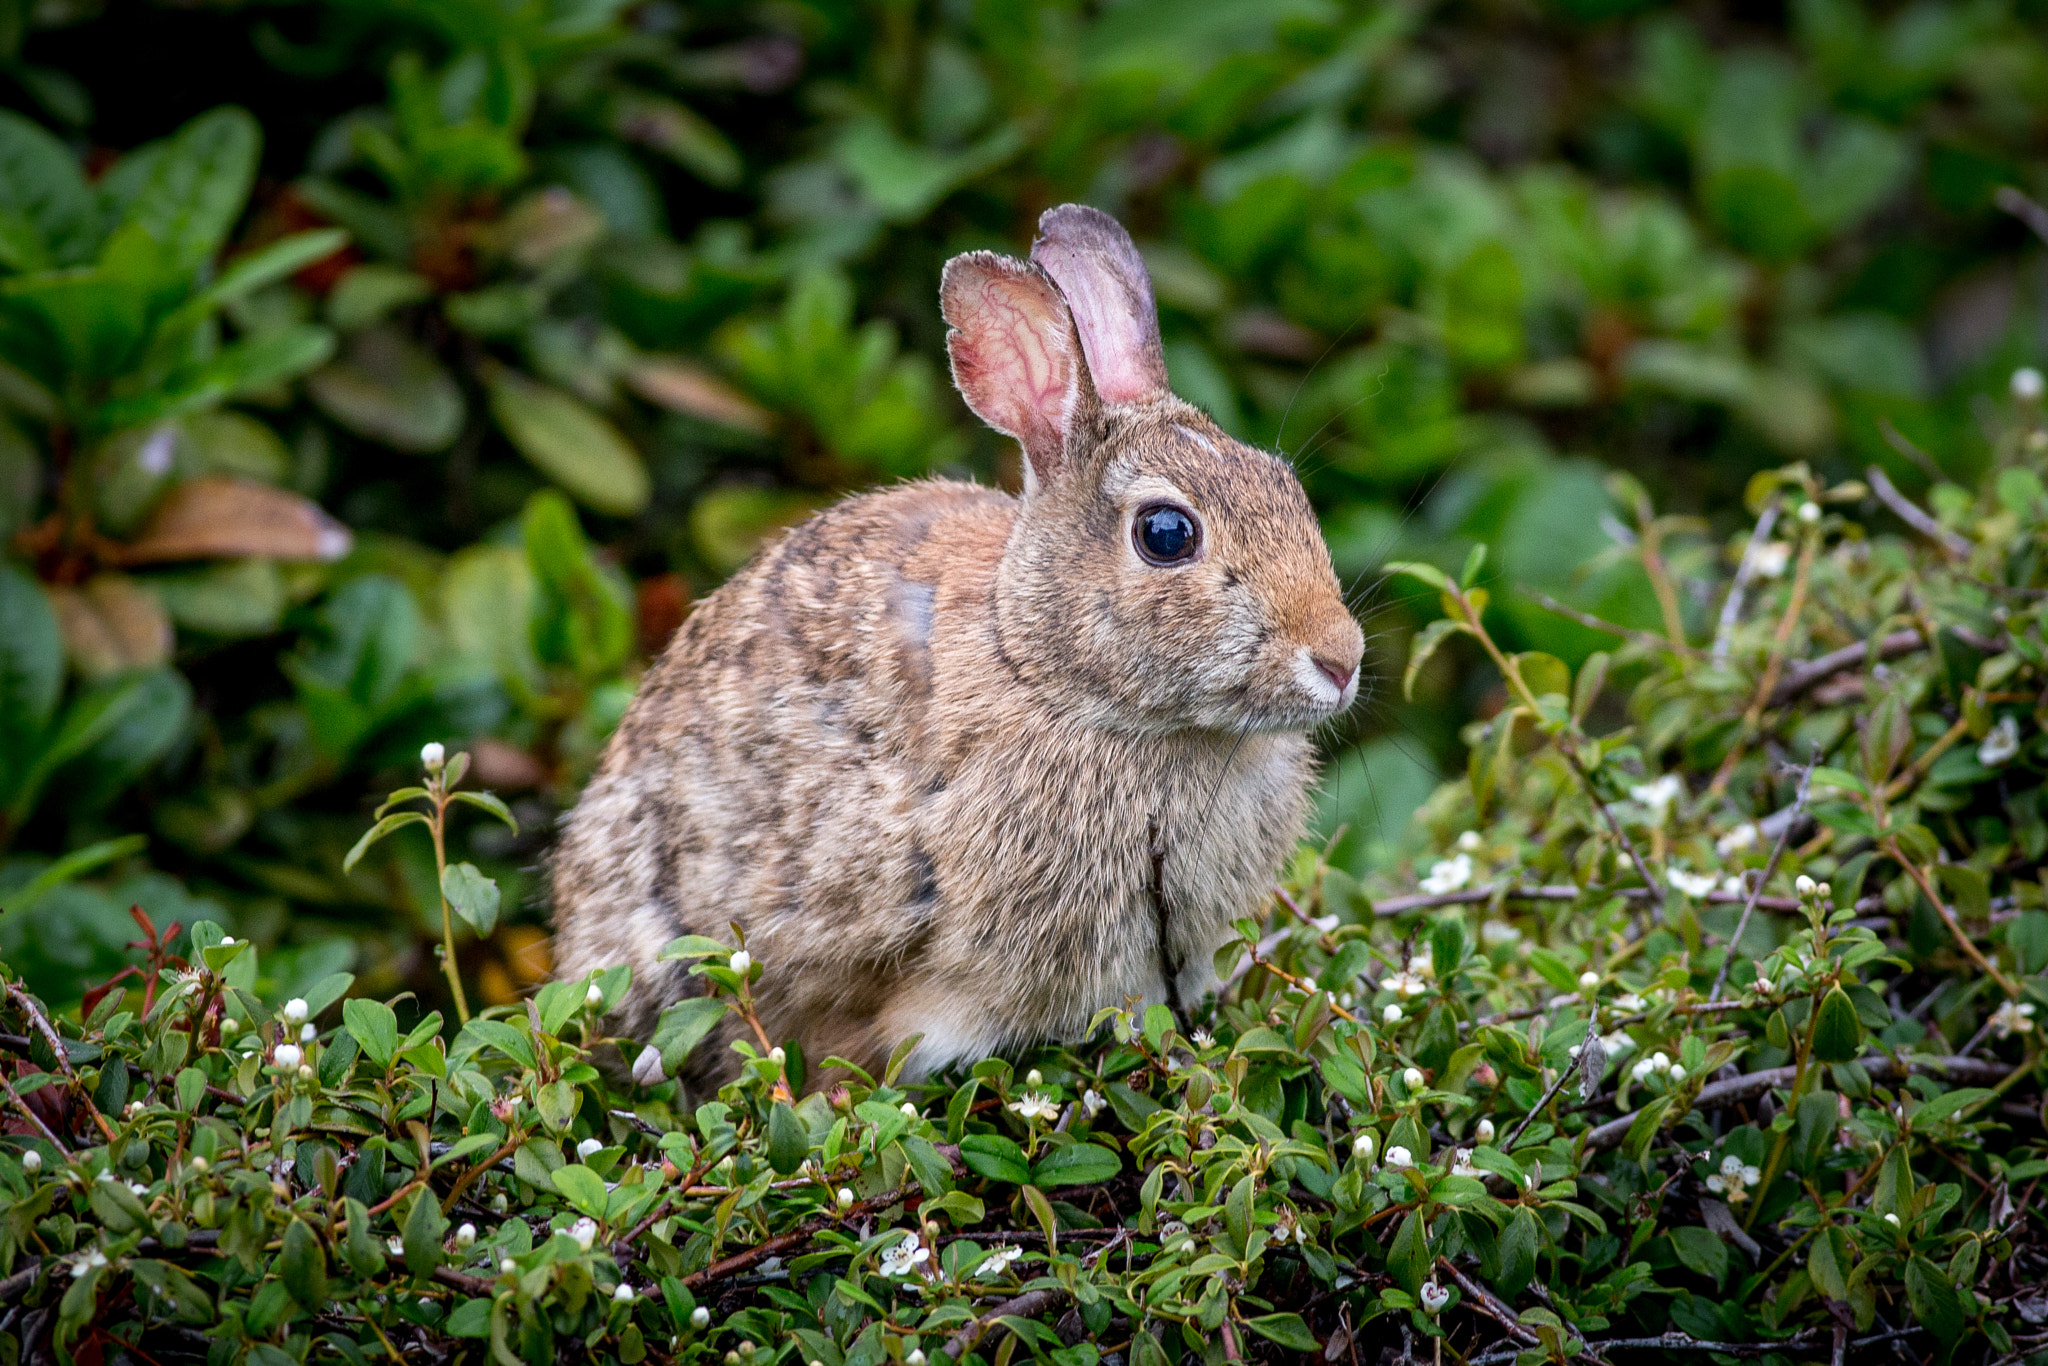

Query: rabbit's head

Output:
[941, 204, 1364, 736]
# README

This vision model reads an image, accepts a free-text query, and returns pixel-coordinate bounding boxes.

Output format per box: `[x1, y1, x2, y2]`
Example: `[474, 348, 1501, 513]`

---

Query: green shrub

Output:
[0, 423, 2040, 1361]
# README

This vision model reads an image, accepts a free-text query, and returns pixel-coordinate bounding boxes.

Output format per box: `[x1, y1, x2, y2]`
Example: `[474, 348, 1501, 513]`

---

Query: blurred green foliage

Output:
[0, 0, 2045, 1026]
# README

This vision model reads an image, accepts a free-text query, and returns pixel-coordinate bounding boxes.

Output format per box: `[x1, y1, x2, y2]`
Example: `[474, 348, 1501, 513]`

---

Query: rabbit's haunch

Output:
[551, 206, 1363, 1092]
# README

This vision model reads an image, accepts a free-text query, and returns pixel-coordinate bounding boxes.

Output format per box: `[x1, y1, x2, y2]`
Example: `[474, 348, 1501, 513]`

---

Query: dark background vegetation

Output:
[2, 0, 2045, 1016]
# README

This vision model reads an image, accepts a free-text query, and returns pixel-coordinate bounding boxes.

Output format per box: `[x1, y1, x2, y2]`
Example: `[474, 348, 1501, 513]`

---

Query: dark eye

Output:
[1134, 503, 1199, 565]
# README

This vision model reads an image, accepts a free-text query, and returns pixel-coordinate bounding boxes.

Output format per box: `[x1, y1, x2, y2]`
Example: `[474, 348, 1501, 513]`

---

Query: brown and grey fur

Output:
[551, 205, 1364, 1089]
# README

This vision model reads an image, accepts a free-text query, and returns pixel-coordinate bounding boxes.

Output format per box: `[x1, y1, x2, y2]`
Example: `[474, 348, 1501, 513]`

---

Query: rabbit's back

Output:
[549, 478, 1018, 1068]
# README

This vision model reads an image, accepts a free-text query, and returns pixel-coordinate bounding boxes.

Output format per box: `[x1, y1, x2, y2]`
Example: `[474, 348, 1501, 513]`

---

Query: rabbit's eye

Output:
[1134, 504, 1199, 565]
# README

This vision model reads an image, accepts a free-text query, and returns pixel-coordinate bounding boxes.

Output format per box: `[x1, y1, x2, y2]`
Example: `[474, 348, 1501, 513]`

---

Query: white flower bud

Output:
[1668, 1063, 1686, 1081]
[421, 742, 445, 770]
[1402, 1067, 1425, 1089]
[632, 1046, 665, 1087]
[1798, 501, 1820, 524]
[691, 1306, 712, 1330]
[2014, 367, 2044, 401]
[837, 1187, 855, 1209]
[907, 1352, 927, 1366]
[1025, 1069, 1043, 1086]
[1386, 1145, 1413, 1166]
[901, 1101, 918, 1118]
[219, 936, 235, 946]
[769, 1046, 786, 1064]
[577, 1137, 604, 1160]
[585, 983, 604, 1009]
[501, 1258, 518, 1274]
[455, 1223, 477, 1248]
[1382, 1004, 1404, 1024]
[282, 998, 309, 1025]
[273, 1043, 302, 1069]
[21, 1150, 41, 1174]
[570, 1216, 598, 1250]
[1578, 971, 1599, 991]
[298, 1064, 314, 1081]
[1795, 874, 1816, 896]
[300, 1023, 317, 1042]
[614, 1282, 635, 1303]
[728, 950, 751, 975]
[1351, 1132, 1375, 1160]
[1884, 1212, 1900, 1226]
[188, 1156, 207, 1173]
[1474, 1119, 1494, 1144]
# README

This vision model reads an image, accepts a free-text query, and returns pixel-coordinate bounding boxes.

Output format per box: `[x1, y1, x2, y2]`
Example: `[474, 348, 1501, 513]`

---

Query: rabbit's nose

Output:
[1312, 655, 1356, 693]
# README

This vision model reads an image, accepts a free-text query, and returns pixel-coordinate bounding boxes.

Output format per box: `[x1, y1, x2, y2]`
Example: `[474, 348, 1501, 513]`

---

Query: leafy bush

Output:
[1, 428, 2042, 1360]
[0, 0, 2046, 1360]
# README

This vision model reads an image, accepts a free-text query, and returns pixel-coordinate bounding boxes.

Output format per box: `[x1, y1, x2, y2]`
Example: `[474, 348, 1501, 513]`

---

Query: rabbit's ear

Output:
[941, 250, 1086, 493]
[1029, 204, 1170, 407]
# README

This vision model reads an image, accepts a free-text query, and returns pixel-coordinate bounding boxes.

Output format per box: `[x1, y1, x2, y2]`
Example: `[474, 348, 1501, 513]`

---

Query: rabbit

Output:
[550, 204, 1364, 1092]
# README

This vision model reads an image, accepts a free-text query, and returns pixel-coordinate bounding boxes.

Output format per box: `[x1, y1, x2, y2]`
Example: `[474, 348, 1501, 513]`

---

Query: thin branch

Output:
[1866, 465, 1972, 560]
[4, 983, 115, 1143]
[1522, 589, 1683, 655]
[1581, 1055, 2012, 1152]
[1709, 759, 1814, 1003]
[1437, 1258, 1540, 1346]
[1767, 630, 1923, 707]
[1712, 498, 1781, 666]
[942, 1287, 1070, 1361]
[680, 1185, 911, 1289]
[1996, 185, 2048, 246]
[1502, 1017, 1596, 1151]
[1876, 416, 1945, 483]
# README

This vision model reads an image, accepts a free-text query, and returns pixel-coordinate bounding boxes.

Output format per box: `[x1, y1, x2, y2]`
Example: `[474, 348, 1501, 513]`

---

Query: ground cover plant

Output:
[1, 0, 2047, 1360]
[0, 422, 2044, 1361]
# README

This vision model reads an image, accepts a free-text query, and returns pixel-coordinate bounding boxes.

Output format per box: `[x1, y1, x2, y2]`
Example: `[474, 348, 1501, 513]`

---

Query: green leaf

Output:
[653, 997, 727, 1074]
[1669, 1226, 1728, 1283]
[462, 1018, 537, 1070]
[401, 1187, 447, 1276]
[1810, 986, 1864, 1064]
[98, 106, 259, 273]
[277, 1217, 328, 1310]
[957, 1133, 1032, 1185]
[128, 1258, 212, 1324]
[342, 998, 399, 1067]
[487, 368, 650, 516]
[342, 810, 428, 873]
[306, 324, 464, 451]
[1402, 617, 1466, 701]
[766, 1101, 809, 1176]
[1031, 1142, 1122, 1189]
[552, 1163, 611, 1220]
[1384, 560, 1454, 593]
[1243, 1313, 1319, 1351]
[440, 861, 501, 937]
[448, 789, 518, 830]
[0, 563, 62, 791]
[0, 833, 144, 921]
[1905, 1254, 1964, 1344]
[0, 111, 95, 268]
[1386, 1207, 1430, 1293]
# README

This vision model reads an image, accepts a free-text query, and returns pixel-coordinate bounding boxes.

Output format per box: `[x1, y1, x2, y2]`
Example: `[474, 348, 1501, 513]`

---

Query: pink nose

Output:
[1313, 656, 1355, 693]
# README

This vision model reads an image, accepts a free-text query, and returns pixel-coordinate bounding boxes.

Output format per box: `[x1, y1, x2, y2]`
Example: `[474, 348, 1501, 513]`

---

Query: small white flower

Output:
[1480, 921, 1520, 947]
[189, 1156, 208, 1173]
[1723, 875, 1747, 895]
[69, 1248, 108, 1278]
[836, 1187, 855, 1209]
[454, 1222, 477, 1248]
[614, 1282, 635, 1303]
[1651, 1051, 1672, 1073]
[900, 1101, 919, 1119]
[1741, 1165, 1762, 1187]
[1402, 1066, 1425, 1089]
[977, 1245, 1024, 1278]
[128, 1181, 147, 1197]
[1081, 1089, 1106, 1117]
[1451, 1148, 1479, 1177]
[20, 1150, 41, 1175]
[1614, 993, 1645, 1012]
[1752, 542, 1792, 578]
[501, 1257, 518, 1273]
[1630, 774, 1684, 823]
[906, 1351, 927, 1366]
[1884, 1212, 1901, 1226]
[421, 742, 445, 770]
[1798, 501, 1821, 524]
[1632, 1058, 1655, 1082]
[1980, 715, 2022, 766]
[691, 1306, 712, 1329]
[1420, 854, 1473, 895]
[1385, 1145, 1413, 1166]
[1668, 868, 1717, 899]
[585, 983, 604, 1009]
[632, 1045, 665, 1087]
[1382, 1003, 1404, 1025]
[273, 1043, 302, 1069]
[1351, 1132, 1376, 1160]
[570, 1217, 598, 1250]
[1720, 1155, 1744, 1178]
[282, 998, 309, 1026]
[1715, 823, 1759, 855]
[1384, 969, 1430, 998]
[388, 1236, 406, 1256]
[1669, 1063, 1687, 1081]
[1419, 1278, 1450, 1313]
[879, 1237, 930, 1278]
[1474, 1119, 1495, 1144]
[1578, 971, 1600, 991]
[2014, 367, 2045, 401]
[1456, 830, 1483, 852]
[1602, 1030, 1632, 1055]
[1795, 874, 1816, 896]
[728, 950, 751, 975]
[1008, 1092, 1058, 1122]
[1190, 1029, 1215, 1049]
[300, 1022, 317, 1043]
[1990, 1000, 2037, 1039]
[577, 1138, 604, 1161]
[219, 936, 236, 946]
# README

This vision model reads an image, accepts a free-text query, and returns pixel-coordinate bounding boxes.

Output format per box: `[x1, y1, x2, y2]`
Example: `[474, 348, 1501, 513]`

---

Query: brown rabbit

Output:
[550, 205, 1363, 1090]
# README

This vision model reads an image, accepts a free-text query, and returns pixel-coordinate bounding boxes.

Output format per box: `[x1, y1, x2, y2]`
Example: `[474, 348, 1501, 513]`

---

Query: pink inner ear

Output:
[941, 253, 1077, 484]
